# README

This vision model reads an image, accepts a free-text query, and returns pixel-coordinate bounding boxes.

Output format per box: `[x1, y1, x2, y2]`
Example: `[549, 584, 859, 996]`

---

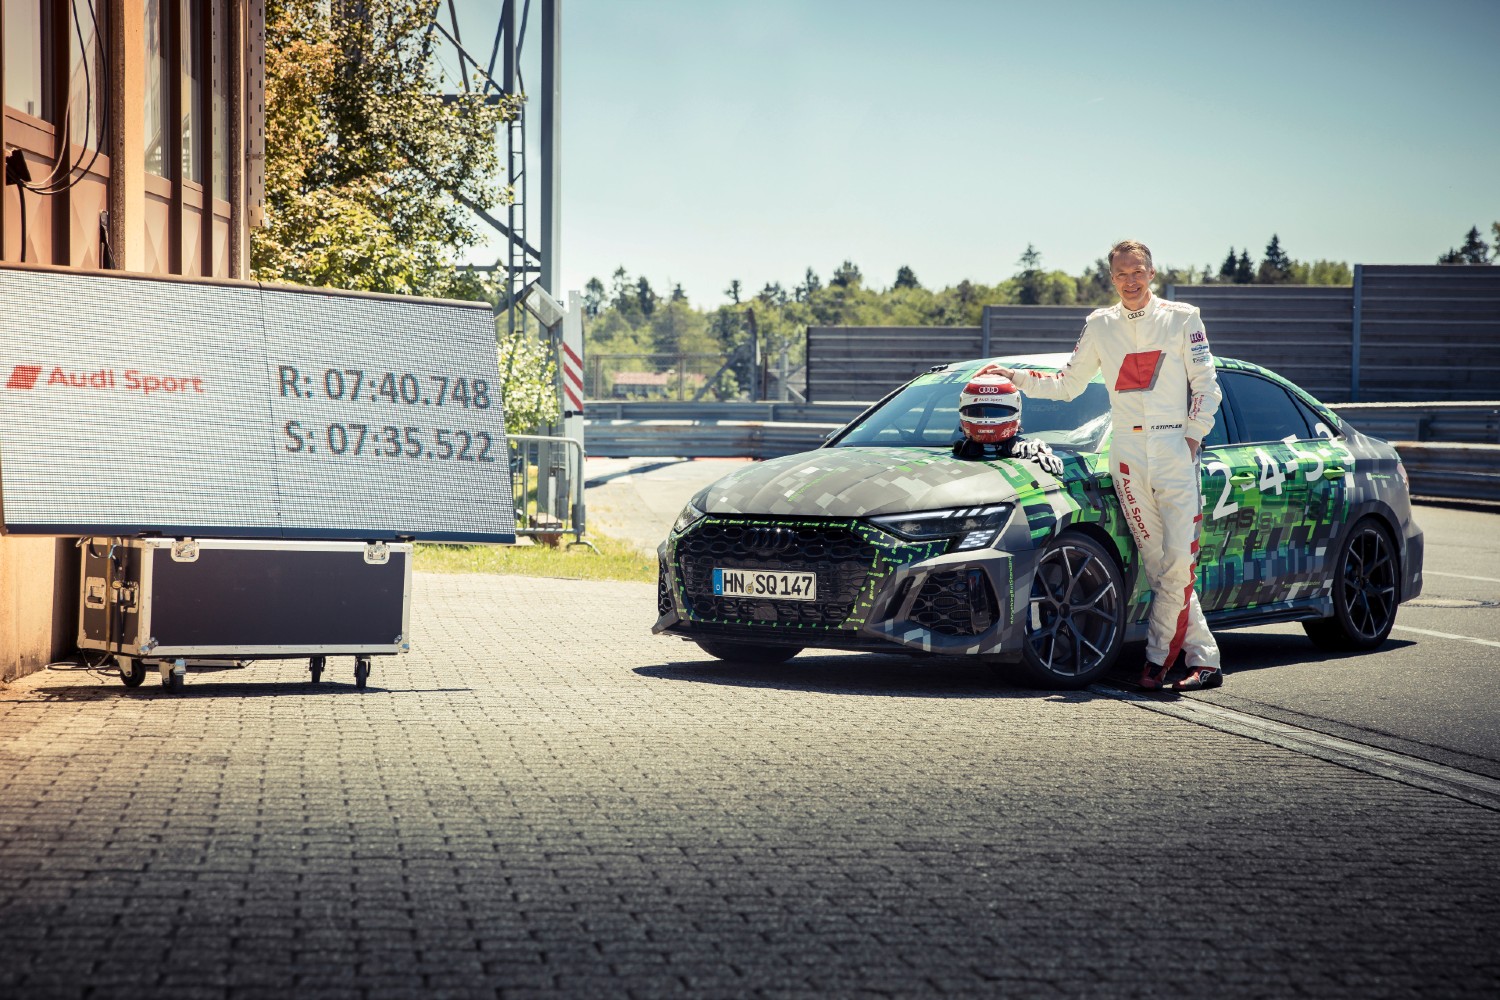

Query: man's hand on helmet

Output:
[977, 363, 1016, 381]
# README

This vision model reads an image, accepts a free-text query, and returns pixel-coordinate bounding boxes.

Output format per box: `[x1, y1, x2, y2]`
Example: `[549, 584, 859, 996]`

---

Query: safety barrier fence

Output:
[807, 266, 1500, 404]
[584, 401, 1500, 503]
[507, 434, 586, 543]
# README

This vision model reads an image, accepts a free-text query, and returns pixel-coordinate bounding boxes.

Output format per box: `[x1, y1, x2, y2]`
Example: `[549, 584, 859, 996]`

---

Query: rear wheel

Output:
[1303, 518, 1399, 651]
[694, 640, 802, 665]
[1016, 532, 1125, 689]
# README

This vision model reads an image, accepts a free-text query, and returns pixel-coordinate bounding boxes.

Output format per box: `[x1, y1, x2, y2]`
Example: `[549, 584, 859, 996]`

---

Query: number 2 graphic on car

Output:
[1205, 461, 1239, 520]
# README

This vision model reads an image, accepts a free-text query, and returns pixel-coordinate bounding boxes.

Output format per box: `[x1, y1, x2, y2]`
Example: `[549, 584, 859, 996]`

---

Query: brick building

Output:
[2, 0, 265, 677]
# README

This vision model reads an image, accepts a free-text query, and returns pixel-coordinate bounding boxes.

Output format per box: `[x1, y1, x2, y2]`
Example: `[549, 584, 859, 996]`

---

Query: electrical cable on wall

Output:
[5, 0, 111, 262]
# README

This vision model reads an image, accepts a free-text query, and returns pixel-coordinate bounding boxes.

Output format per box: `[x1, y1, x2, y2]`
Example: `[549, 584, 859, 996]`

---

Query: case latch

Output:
[364, 542, 390, 565]
[84, 577, 108, 609]
[171, 539, 200, 562]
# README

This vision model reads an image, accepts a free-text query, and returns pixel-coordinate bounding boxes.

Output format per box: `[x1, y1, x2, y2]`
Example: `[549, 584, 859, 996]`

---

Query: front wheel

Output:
[1303, 518, 1399, 651]
[694, 640, 802, 665]
[1016, 532, 1125, 689]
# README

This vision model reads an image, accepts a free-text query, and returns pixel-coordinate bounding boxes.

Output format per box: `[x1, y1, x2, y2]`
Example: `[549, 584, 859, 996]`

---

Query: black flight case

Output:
[77, 537, 412, 691]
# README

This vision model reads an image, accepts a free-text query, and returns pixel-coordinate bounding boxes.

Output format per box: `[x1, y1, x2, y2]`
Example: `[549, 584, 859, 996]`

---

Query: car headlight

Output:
[869, 504, 1012, 551]
[672, 488, 711, 535]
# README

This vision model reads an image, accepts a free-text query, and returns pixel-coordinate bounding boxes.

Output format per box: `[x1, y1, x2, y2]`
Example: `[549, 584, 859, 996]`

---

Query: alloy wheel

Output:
[1027, 540, 1122, 680]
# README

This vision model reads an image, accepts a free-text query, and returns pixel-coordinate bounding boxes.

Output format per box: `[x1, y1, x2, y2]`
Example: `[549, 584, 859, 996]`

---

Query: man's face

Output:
[1110, 251, 1155, 311]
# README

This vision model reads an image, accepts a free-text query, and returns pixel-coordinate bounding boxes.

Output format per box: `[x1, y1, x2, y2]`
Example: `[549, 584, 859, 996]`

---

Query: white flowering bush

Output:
[497, 325, 560, 435]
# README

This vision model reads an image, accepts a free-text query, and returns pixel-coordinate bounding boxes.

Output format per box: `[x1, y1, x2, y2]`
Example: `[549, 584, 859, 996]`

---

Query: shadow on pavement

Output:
[1207, 632, 1418, 674]
[637, 653, 1099, 701]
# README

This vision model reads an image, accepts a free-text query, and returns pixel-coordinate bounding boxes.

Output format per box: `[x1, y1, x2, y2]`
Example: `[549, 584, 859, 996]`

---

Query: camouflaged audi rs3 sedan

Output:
[652, 355, 1424, 688]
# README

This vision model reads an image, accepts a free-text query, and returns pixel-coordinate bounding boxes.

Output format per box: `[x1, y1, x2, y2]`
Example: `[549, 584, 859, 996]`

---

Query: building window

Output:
[3, 0, 55, 122]
[182, 0, 204, 183]
[144, 0, 173, 176]
[67, 0, 108, 149]
[211, 0, 229, 197]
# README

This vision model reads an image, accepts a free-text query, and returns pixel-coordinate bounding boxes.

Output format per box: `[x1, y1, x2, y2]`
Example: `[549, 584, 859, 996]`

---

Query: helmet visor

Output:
[959, 402, 1020, 419]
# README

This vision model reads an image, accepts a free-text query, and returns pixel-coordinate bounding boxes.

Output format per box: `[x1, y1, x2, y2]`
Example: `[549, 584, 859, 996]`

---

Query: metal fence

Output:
[585, 353, 735, 401]
[508, 434, 586, 543]
[805, 266, 1500, 404]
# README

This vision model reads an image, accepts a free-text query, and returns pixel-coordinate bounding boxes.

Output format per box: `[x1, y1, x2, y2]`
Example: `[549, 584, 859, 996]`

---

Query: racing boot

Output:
[1171, 665, 1223, 691]
[1137, 660, 1171, 691]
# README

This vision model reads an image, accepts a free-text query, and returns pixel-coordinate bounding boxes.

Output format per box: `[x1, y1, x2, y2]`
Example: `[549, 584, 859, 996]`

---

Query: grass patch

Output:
[415, 532, 655, 583]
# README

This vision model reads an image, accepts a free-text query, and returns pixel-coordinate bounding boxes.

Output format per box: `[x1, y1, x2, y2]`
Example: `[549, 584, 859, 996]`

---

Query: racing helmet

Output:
[958, 372, 1022, 444]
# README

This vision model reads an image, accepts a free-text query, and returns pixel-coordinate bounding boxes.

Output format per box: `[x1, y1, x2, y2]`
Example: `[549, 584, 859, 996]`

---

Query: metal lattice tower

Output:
[426, 1, 555, 338]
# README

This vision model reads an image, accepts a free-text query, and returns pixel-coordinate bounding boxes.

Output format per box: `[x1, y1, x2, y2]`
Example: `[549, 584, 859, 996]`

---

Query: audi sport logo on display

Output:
[5, 364, 42, 389]
[970, 384, 1003, 394]
[4, 363, 207, 396]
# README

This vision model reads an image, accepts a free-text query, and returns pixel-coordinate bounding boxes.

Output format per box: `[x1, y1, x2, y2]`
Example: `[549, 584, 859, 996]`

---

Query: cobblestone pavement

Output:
[1, 573, 1496, 999]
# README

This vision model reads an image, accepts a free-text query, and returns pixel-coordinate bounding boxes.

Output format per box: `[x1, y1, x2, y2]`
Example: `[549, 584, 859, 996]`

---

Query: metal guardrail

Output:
[1330, 401, 1500, 444]
[1390, 442, 1500, 503]
[508, 434, 587, 544]
[585, 401, 1500, 503]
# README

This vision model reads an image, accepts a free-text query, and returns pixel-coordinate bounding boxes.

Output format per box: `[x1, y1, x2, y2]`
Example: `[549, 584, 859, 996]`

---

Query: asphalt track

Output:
[587, 457, 1500, 781]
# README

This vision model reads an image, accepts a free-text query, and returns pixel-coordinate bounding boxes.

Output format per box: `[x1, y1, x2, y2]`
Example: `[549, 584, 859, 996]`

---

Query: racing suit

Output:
[1012, 295, 1222, 673]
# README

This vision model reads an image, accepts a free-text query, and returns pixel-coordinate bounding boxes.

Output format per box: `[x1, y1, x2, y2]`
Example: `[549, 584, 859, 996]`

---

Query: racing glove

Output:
[1013, 438, 1064, 477]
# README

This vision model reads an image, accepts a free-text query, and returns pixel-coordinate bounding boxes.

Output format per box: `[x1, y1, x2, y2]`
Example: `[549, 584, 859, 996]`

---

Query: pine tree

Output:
[830, 260, 863, 288]
[894, 265, 920, 290]
[1438, 225, 1493, 265]
[1234, 250, 1254, 284]
[1257, 234, 1293, 284]
[1218, 249, 1237, 283]
[635, 276, 657, 318]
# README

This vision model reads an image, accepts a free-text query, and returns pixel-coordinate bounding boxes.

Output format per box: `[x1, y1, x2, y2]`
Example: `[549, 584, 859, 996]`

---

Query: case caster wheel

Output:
[118, 657, 147, 688]
[159, 659, 186, 693]
[354, 656, 371, 691]
[309, 656, 325, 684]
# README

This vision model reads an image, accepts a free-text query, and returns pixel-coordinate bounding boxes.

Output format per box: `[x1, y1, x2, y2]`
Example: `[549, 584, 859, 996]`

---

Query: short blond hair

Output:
[1108, 240, 1154, 270]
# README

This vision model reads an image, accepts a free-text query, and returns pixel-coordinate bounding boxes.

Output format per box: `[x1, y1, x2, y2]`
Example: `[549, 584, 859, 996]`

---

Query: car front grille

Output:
[909, 568, 997, 636]
[675, 519, 880, 628]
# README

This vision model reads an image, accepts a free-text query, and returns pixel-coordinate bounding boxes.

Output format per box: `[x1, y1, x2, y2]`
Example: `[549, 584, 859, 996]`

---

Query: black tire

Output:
[694, 640, 802, 664]
[1016, 532, 1126, 689]
[354, 657, 370, 690]
[166, 670, 185, 693]
[118, 659, 147, 688]
[1303, 518, 1400, 651]
[309, 656, 325, 684]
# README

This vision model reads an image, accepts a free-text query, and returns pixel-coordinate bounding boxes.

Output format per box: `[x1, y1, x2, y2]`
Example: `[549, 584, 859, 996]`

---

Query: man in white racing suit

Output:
[989, 240, 1223, 691]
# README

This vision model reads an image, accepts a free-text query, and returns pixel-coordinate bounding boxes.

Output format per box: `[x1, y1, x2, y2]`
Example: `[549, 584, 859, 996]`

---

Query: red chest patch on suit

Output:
[1114, 350, 1164, 392]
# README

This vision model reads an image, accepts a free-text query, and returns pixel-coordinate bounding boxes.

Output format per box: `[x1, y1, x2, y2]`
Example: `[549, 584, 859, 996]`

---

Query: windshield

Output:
[832, 361, 1112, 452]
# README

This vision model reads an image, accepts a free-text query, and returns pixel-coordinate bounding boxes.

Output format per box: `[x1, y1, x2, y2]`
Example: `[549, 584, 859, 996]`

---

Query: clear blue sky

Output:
[445, 0, 1499, 308]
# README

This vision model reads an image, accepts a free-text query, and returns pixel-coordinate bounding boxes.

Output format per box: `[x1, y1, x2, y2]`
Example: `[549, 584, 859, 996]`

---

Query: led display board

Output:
[0, 267, 516, 542]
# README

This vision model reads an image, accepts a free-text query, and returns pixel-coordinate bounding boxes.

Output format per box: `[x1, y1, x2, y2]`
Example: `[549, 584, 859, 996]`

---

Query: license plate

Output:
[712, 567, 817, 601]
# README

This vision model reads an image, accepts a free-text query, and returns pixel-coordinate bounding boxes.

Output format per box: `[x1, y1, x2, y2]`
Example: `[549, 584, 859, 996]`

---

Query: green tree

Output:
[1438, 226, 1493, 265]
[1218, 249, 1238, 283]
[635, 276, 658, 318]
[1016, 244, 1044, 304]
[725, 279, 743, 305]
[794, 267, 822, 301]
[1234, 250, 1255, 284]
[1077, 258, 1113, 304]
[496, 324, 559, 434]
[830, 260, 863, 288]
[582, 277, 606, 317]
[893, 265, 920, 290]
[1257, 234, 1294, 283]
[252, 0, 518, 295]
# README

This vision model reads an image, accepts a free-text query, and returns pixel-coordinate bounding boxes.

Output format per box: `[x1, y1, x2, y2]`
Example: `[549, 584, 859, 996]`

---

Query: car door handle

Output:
[1323, 466, 1346, 479]
[1230, 472, 1255, 483]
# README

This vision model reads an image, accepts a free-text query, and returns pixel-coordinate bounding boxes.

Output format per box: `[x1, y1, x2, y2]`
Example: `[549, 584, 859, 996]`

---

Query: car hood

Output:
[695, 446, 1060, 518]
